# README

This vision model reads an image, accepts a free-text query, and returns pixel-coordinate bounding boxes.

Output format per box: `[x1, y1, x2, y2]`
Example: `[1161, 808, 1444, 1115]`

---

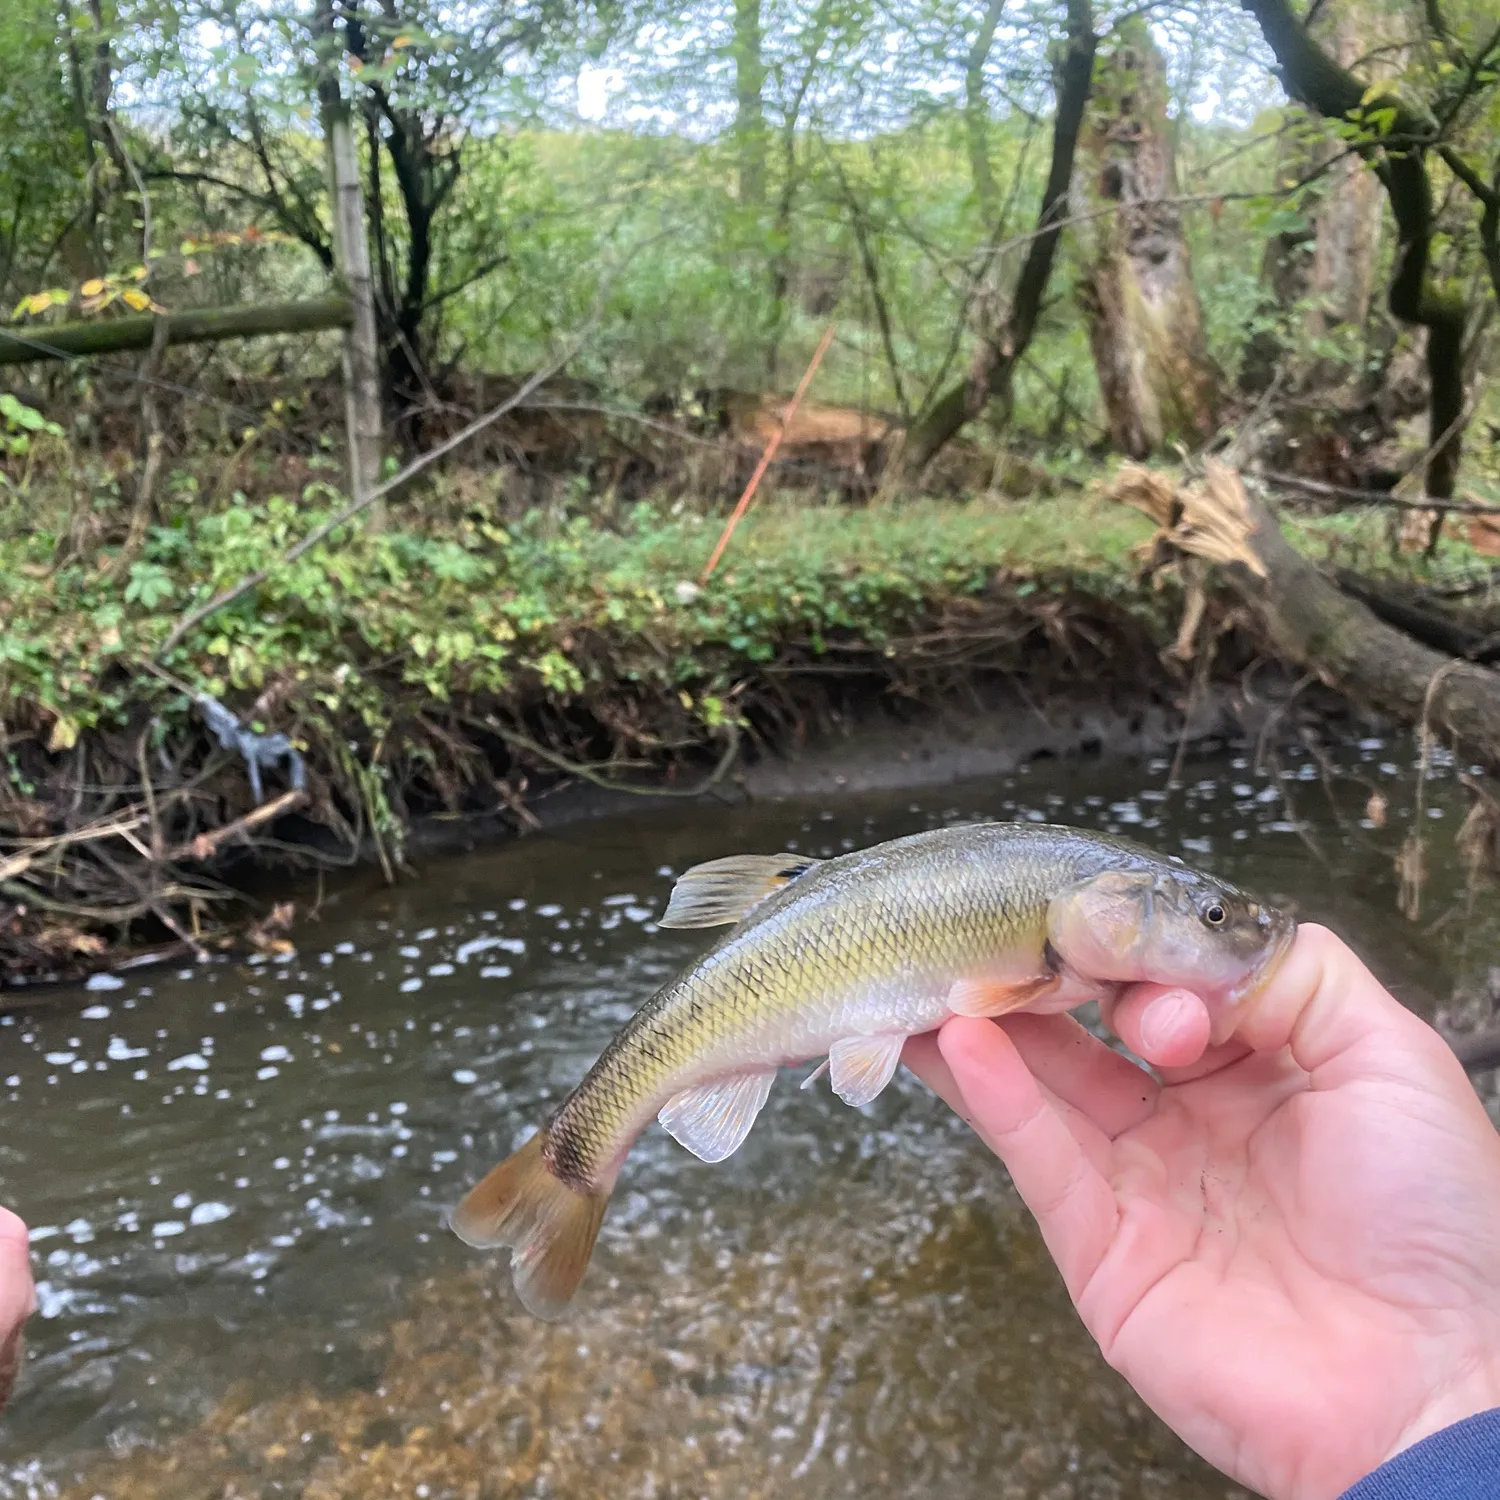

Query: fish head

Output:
[1047, 866, 1295, 1029]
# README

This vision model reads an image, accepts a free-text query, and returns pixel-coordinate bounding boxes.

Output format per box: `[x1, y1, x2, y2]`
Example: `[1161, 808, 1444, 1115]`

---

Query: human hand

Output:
[0, 1207, 34, 1414]
[903, 924, 1500, 1500]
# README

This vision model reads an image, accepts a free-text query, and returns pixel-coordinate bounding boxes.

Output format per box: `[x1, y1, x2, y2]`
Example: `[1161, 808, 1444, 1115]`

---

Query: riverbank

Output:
[0, 482, 1488, 984]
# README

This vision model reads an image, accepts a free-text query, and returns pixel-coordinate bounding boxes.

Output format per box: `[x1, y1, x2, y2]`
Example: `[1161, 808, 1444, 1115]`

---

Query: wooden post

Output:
[315, 0, 384, 523]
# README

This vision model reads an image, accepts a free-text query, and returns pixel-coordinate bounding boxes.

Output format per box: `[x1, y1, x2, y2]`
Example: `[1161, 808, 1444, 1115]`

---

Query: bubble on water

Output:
[454, 936, 505, 964]
[257, 1066, 280, 1080]
[536, 903, 563, 918]
[428, 963, 455, 977]
[335, 942, 355, 955]
[602, 893, 640, 907]
[172, 1192, 193, 1210]
[624, 906, 653, 923]
[166, 1053, 208, 1072]
[85, 972, 125, 991]
[399, 978, 423, 994]
[399, 946, 421, 959]
[80, 1004, 111, 1020]
[260, 1045, 290, 1063]
[44, 1052, 76, 1066]
[190, 1201, 233, 1226]
[415, 927, 438, 941]
[389, 1102, 408, 1115]
[507, 898, 526, 911]
[285, 993, 306, 1018]
[452, 1068, 478, 1085]
[152, 1221, 186, 1238]
[109, 1037, 149, 1061]
[479, 965, 512, 980]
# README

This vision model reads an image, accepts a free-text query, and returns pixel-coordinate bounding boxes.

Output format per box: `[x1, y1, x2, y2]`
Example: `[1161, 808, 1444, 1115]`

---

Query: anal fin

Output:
[828, 1033, 907, 1108]
[659, 1069, 777, 1162]
[659, 853, 823, 929]
[947, 973, 1059, 1018]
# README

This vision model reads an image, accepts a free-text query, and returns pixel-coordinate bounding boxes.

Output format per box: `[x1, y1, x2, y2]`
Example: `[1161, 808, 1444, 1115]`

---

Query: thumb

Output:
[1223, 923, 1448, 1079]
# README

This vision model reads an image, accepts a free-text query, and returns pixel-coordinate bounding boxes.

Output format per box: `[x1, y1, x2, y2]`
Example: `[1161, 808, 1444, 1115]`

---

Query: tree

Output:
[1242, 0, 1500, 506]
[899, 0, 1097, 475]
[964, 0, 1009, 221]
[1076, 20, 1223, 457]
[732, 0, 769, 207]
[153, 0, 585, 438]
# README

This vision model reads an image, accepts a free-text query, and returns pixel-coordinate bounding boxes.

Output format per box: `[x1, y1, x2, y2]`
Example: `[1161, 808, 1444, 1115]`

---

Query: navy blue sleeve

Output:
[1340, 1410, 1500, 1499]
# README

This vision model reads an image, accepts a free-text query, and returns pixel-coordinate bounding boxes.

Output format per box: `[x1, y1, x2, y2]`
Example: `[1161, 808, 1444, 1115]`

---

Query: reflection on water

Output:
[1, 732, 1496, 1498]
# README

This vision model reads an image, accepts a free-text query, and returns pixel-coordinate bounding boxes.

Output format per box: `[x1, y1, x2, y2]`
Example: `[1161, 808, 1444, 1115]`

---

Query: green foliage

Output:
[0, 482, 1153, 738]
[0, 392, 63, 470]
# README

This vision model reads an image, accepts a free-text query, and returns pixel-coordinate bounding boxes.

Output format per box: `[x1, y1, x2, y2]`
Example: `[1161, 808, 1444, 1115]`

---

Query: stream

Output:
[1, 729, 1497, 1499]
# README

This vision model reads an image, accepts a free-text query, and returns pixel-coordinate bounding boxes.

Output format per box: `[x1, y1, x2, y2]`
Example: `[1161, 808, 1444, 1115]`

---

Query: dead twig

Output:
[162, 788, 308, 863]
[1257, 470, 1500, 516]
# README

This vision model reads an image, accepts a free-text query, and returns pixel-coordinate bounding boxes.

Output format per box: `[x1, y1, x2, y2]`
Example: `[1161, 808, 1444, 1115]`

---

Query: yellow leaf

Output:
[127, 264, 148, 281]
[392, 33, 414, 48]
[121, 288, 151, 311]
[80, 278, 106, 296]
[48, 715, 80, 752]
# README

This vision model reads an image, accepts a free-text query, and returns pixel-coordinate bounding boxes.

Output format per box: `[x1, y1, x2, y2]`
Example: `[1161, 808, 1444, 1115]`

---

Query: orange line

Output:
[699, 321, 837, 586]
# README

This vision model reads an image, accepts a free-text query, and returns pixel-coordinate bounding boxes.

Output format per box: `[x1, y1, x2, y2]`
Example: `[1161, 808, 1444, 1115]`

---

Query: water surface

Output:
[1, 732, 1497, 1499]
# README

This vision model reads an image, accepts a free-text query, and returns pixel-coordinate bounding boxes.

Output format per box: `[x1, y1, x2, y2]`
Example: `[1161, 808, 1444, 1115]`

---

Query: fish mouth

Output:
[1223, 921, 1297, 1008]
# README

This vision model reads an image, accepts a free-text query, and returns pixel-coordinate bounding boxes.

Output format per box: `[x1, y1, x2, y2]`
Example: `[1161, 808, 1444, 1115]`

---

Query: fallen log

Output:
[1108, 460, 1500, 766]
[0, 297, 353, 367]
[1330, 569, 1500, 665]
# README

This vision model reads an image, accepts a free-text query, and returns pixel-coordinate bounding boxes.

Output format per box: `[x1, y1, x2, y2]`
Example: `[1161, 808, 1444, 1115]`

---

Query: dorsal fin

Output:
[658, 853, 822, 929]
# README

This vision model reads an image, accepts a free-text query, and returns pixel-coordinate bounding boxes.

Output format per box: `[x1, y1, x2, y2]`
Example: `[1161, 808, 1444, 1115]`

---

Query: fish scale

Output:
[450, 820, 1293, 1320]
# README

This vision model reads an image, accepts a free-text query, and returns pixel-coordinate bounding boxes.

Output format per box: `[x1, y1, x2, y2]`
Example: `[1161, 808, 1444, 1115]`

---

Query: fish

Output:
[448, 821, 1294, 1319]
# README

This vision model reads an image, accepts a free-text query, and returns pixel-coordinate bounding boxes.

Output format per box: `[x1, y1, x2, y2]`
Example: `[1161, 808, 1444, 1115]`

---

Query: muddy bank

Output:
[4, 548, 1209, 986]
[0, 642, 1373, 993]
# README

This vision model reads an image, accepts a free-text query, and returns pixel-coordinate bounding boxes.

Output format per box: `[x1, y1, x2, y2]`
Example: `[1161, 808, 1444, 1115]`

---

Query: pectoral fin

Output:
[827, 1033, 907, 1108]
[659, 854, 823, 929]
[947, 973, 1059, 1018]
[659, 1069, 777, 1162]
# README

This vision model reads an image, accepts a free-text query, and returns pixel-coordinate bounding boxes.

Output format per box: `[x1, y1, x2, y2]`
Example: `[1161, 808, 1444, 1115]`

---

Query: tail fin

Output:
[448, 1131, 608, 1321]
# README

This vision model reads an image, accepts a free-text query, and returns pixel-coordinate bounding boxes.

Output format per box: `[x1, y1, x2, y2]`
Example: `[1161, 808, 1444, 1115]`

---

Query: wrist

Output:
[1386, 1356, 1500, 1469]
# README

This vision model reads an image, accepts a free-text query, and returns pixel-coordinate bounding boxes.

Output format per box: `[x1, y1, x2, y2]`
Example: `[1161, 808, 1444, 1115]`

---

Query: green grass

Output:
[0, 488, 1157, 744]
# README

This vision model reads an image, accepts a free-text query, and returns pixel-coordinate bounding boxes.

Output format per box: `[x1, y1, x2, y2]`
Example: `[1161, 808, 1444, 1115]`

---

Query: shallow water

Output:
[1, 731, 1497, 1500]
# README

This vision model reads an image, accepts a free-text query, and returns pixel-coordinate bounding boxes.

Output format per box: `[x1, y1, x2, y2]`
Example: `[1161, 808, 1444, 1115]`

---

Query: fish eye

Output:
[1203, 902, 1227, 927]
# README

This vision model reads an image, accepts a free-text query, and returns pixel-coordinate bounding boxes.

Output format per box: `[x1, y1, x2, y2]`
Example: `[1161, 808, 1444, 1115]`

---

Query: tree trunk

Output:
[1076, 22, 1223, 458]
[1241, 3, 1383, 395]
[1109, 461, 1500, 764]
[0, 298, 353, 365]
[315, 0, 383, 513]
[964, 0, 1008, 223]
[1305, 9, 1383, 338]
[732, 0, 768, 209]
[899, 0, 1095, 477]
